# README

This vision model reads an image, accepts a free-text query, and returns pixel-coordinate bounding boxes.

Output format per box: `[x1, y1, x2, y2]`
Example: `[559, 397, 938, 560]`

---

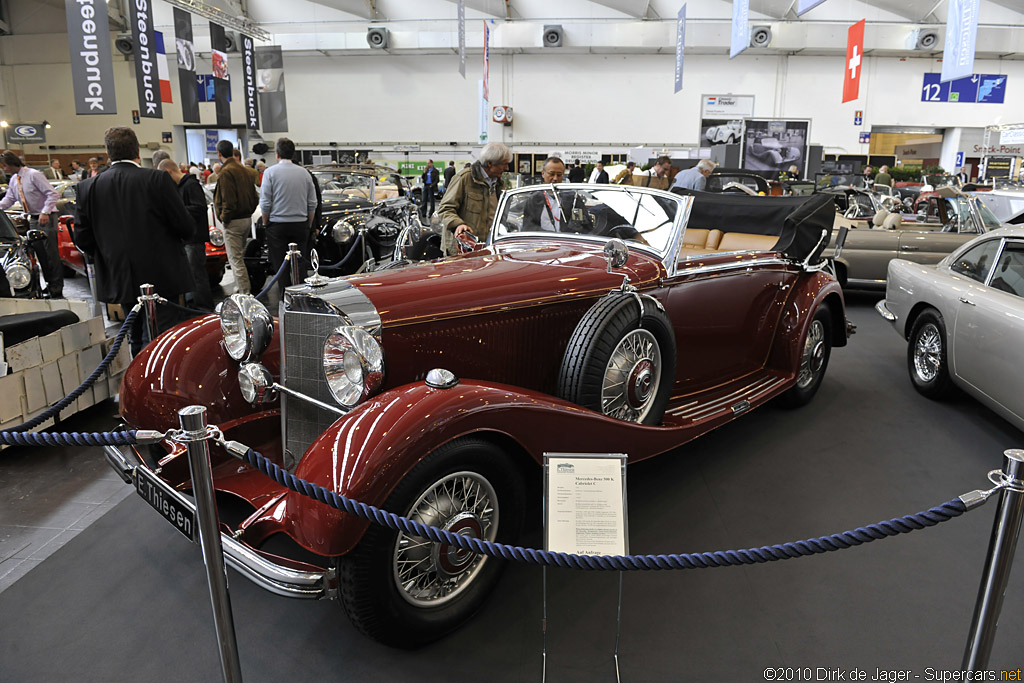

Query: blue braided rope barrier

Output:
[156, 297, 209, 316]
[6, 306, 138, 432]
[255, 256, 291, 300]
[0, 429, 138, 447]
[320, 231, 367, 271]
[237, 446, 969, 571]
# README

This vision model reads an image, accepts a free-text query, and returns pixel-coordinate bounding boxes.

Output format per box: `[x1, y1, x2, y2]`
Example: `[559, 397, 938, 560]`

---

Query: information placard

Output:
[544, 453, 627, 557]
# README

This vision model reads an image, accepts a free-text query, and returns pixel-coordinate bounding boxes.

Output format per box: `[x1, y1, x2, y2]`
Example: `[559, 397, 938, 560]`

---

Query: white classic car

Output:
[876, 226, 1024, 431]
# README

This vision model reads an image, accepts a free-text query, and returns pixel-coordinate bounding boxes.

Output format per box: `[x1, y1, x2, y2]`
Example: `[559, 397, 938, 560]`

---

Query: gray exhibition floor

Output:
[0, 292, 1022, 681]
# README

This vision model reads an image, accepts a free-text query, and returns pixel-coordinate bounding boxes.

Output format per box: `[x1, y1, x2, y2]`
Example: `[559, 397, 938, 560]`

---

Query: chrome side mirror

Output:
[603, 239, 629, 272]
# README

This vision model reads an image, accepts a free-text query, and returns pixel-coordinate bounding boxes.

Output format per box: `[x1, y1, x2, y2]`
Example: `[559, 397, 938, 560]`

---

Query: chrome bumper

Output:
[875, 299, 897, 322]
[103, 444, 334, 600]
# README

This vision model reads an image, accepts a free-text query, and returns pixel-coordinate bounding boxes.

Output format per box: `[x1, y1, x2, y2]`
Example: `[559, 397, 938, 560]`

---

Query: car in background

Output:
[0, 211, 47, 298]
[877, 226, 1024, 432]
[704, 120, 743, 145]
[828, 186, 1000, 288]
[106, 182, 848, 647]
[973, 186, 1024, 225]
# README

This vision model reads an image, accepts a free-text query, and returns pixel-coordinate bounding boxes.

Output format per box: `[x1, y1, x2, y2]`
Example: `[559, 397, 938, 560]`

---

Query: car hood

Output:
[321, 196, 373, 213]
[346, 239, 664, 327]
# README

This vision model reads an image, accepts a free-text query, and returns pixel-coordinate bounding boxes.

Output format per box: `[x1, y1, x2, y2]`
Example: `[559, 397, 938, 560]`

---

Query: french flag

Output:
[154, 31, 173, 103]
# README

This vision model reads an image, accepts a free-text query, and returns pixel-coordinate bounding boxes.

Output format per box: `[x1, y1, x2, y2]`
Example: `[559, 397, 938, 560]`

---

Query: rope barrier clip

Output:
[988, 468, 1024, 494]
[134, 429, 168, 445]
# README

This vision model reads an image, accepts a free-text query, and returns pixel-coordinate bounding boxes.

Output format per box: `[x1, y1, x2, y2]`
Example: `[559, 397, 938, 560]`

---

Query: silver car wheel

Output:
[392, 471, 498, 607]
[797, 319, 827, 389]
[601, 329, 662, 423]
[913, 322, 943, 383]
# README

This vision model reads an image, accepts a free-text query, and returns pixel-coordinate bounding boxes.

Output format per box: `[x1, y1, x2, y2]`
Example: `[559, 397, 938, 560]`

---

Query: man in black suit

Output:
[74, 127, 195, 354]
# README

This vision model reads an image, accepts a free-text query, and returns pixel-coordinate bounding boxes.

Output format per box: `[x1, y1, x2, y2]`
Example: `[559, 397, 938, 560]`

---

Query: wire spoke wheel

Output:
[913, 322, 942, 383]
[392, 471, 499, 607]
[796, 319, 827, 389]
[601, 329, 662, 423]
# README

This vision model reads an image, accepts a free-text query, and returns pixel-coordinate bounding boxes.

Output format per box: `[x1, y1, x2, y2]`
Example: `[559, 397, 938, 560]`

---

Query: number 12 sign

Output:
[921, 73, 1007, 103]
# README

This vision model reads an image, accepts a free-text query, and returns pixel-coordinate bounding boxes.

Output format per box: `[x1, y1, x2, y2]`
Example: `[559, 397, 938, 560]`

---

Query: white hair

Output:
[479, 142, 512, 167]
[696, 159, 716, 173]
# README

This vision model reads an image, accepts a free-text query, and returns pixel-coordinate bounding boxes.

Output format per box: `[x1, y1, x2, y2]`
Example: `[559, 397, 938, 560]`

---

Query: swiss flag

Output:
[843, 20, 865, 103]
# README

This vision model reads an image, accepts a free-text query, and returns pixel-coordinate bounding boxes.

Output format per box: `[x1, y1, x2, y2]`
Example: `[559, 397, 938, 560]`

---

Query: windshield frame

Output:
[489, 183, 690, 269]
[312, 171, 377, 203]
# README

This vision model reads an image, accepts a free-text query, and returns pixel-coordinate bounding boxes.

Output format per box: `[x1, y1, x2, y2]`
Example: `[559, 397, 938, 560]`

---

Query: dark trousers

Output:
[266, 221, 311, 289]
[421, 186, 436, 218]
[184, 242, 214, 310]
[31, 213, 63, 297]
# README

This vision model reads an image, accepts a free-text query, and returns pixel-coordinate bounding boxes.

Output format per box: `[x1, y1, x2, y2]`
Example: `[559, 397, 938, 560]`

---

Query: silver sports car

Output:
[876, 226, 1024, 432]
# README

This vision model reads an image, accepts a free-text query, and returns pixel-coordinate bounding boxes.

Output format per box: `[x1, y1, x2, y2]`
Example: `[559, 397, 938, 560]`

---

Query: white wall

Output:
[3, 34, 1023, 158]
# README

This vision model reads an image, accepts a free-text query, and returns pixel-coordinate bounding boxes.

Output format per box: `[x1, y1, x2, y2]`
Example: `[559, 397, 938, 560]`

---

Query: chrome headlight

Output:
[219, 294, 273, 362]
[323, 326, 384, 408]
[331, 219, 356, 244]
[209, 226, 225, 246]
[238, 363, 276, 405]
[6, 262, 31, 290]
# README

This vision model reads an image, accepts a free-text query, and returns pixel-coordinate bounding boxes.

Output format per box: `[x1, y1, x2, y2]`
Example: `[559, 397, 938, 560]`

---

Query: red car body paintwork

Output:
[57, 216, 86, 275]
[119, 230, 845, 561]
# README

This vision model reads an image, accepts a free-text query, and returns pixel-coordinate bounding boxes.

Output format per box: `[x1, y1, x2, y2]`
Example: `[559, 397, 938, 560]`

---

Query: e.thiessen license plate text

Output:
[135, 468, 196, 542]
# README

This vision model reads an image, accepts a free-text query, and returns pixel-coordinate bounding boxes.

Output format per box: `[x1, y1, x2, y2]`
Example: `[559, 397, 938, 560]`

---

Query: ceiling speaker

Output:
[916, 29, 939, 50]
[750, 26, 772, 48]
[366, 27, 389, 49]
[114, 34, 134, 56]
[223, 31, 239, 53]
[252, 142, 269, 155]
[542, 25, 563, 48]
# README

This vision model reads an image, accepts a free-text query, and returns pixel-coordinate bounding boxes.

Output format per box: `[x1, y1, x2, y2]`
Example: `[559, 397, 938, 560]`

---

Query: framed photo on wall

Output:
[741, 119, 811, 178]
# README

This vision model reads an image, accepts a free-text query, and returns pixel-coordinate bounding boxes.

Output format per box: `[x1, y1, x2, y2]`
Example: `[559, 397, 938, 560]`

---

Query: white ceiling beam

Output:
[433, 0, 507, 17]
[586, 0, 652, 18]
[302, 0, 377, 19]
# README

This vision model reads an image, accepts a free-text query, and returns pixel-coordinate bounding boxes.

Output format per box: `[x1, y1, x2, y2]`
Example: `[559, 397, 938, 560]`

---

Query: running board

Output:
[666, 376, 786, 421]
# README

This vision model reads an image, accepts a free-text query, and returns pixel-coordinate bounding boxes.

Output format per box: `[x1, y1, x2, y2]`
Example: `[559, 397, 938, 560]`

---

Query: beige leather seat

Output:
[882, 213, 903, 230]
[717, 232, 779, 252]
[678, 230, 779, 260]
[872, 209, 889, 228]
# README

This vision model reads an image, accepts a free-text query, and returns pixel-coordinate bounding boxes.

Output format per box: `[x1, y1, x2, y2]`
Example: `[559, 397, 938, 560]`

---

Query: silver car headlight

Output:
[219, 294, 273, 362]
[209, 226, 225, 246]
[332, 219, 355, 244]
[323, 326, 384, 408]
[6, 262, 31, 290]
[238, 363, 276, 405]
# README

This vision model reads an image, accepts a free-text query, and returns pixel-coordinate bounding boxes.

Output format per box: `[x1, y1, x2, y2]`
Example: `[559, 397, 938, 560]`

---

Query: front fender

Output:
[278, 380, 688, 557]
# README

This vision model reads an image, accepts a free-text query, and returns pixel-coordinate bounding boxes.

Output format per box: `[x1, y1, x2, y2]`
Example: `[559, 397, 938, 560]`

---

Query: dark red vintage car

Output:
[105, 184, 848, 647]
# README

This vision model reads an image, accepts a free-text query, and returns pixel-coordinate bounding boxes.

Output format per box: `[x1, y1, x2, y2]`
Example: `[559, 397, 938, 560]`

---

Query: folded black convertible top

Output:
[672, 188, 835, 263]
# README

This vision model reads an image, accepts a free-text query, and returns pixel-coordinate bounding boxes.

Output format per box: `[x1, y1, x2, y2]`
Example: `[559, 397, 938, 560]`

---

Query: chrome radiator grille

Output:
[281, 308, 344, 465]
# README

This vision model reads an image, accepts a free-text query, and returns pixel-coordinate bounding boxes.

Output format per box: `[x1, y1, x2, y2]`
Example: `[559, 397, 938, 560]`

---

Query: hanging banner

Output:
[674, 5, 686, 94]
[256, 46, 288, 133]
[241, 34, 260, 131]
[64, 0, 117, 114]
[842, 19, 865, 103]
[941, 0, 980, 83]
[154, 31, 172, 103]
[729, 0, 749, 59]
[482, 21, 490, 101]
[457, 0, 466, 78]
[127, 0, 162, 118]
[173, 8, 199, 123]
[209, 22, 232, 126]
[796, 0, 828, 16]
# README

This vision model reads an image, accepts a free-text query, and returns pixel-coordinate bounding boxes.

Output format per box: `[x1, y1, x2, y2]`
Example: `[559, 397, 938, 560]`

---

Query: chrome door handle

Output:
[778, 283, 790, 290]
[959, 297, 975, 306]
[902, 245, 919, 251]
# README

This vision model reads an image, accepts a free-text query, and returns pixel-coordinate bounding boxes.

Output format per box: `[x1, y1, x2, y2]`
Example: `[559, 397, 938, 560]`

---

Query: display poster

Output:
[941, 0, 979, 83]
[984, 156, 1015, 179]
[729, 0, 749, 59]
[173, 8, 199, 122]
[545, 453, 628, 557]
[457, 0, 466, 78]
[796, 0, 828, 15]
[209, 22, 231, 126]
[128, 0, 161, 118]
[674, 5, 686, 94]
[256, 46, 289, 133]
[65, 0, 117, 115]
[700, 118, 744, 149]
[241, 34, 259, 130]
[742, 119, 810, 178]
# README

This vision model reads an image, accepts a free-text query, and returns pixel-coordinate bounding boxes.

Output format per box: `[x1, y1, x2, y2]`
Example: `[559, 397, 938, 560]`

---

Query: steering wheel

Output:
[843, 205, 860, 219]
[605, 224, 641, 240]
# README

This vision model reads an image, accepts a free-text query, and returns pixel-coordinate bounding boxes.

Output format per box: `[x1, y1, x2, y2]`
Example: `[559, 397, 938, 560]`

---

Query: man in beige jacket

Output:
[437, 142, 512, 254]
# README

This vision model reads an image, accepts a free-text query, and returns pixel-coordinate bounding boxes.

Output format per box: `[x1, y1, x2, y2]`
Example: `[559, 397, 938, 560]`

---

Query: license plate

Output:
[135, 466, 197, 543]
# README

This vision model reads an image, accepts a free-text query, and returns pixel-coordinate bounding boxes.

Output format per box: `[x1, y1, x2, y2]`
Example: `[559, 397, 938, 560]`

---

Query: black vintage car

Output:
[0, 211, 48, 298]
[245, 165, 421, 289]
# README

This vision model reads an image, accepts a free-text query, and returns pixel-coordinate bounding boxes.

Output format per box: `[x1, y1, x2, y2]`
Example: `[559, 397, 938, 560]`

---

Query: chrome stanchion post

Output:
[83, 253, 102, 318]
[139, 283, 159, 343]
[179, 405, 243, 683]
[287, 242, 301, 286]
[963, 449, 1024, 670]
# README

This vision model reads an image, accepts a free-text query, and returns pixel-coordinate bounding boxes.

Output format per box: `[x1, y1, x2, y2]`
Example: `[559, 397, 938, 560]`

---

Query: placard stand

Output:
[541, 453, 628, 683]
